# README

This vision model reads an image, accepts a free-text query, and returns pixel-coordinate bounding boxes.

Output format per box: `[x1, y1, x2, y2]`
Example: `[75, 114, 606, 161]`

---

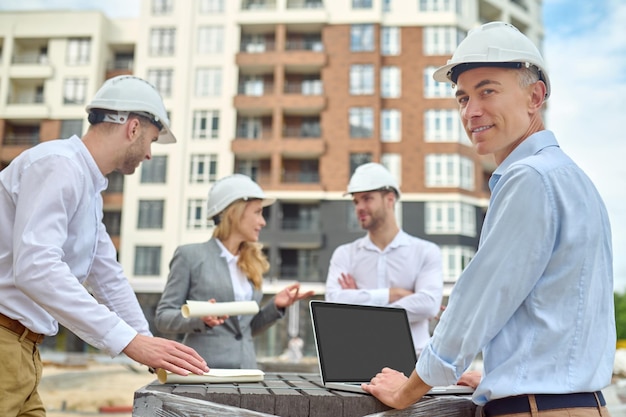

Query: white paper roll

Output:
[181, 300, 259, 318]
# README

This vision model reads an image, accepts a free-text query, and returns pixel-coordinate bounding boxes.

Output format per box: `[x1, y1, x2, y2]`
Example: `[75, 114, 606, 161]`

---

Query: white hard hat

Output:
[206, 174, 276, 220]
[85, 75, 176, 144]
[345, 162, 401, 199]
[433, 21, 550, 98]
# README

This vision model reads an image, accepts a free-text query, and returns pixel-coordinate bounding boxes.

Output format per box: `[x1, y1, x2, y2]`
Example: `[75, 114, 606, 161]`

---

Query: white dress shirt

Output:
[326, 230, 443, 354]
[0, 136, 150, 356]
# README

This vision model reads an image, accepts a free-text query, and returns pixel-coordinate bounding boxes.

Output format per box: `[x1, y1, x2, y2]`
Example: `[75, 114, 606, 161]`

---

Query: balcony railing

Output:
[240, 41, 276, 53]
[282, 125, 321, 138]
[237, 82, 274, 95]
[8, 93, 44, 105]
[12, 54, 48, 64]
[281, 218, 319, 231]
[3, 134, 39, 146]
[287, 0, 324, 8]
[107, 58, 134, 70]
[282, 171, 319, 183]
[284, 80, 323, 95]
[285, 39, 323, 51]
[279, 264, 320, 281]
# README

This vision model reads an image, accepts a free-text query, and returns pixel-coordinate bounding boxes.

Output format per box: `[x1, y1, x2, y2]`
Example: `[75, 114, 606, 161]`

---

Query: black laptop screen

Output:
[310, 301, 417, 382]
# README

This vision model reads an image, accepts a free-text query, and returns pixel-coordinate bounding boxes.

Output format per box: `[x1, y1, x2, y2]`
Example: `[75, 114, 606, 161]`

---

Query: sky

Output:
[1, 0, 625, 290]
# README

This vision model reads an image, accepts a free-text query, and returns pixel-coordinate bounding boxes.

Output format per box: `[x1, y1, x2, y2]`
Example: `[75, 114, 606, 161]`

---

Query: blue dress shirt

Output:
[417, 130, 615, 405]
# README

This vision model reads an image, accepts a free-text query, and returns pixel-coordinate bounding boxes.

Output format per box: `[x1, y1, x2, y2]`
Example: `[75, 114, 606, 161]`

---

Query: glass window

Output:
[381, 66, 400, 98]
[349, 152, 372, 175]
[352, 0, 372, 8]
[105, 172, 124, 193]
[425, 201, 476, 236]
[440, 245, 475, 283]
[350, 64, 375, 95]
[198, 26, 224, 54]
[425, 154, 474, 190]
[134, 246, 161, 276]
[187, 199, 209, 229]
[381, 27, 400, 55]
[61, 120, 83, 138]
[350, 24, 374, 52]
[419, 0, 459, 12]
[190, 154, 218, 183]
[381, 109, 401, 142]
[192, 110, 219, 139]
[199, 0, 224, 12]
[63, 78, 87, 104]
[423, 26, 464, 55]
[146, 69, 173, 97]
[424, 66, 454, 98]
[141, 155, 168, 184]
[236, 159, 260, 181]
[137, 200, 164, 229]
[196, 68, 222, 97]
[149, 28, 176, 56]
[349, 107, 373, 138]
[66, 38, 90, 65]
[424, 109, 469, 144]
[103, 211, 121, 236]
[152, 0, 173, 14]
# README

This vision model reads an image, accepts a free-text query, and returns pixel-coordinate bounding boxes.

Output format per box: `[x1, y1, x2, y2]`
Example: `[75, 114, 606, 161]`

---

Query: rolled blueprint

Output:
[157, 368, 265, 384]
[181, 300, 259, 318]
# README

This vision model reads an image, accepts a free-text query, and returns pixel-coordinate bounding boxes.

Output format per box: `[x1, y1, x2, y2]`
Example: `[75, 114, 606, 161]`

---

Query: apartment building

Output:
[0, 0, 544, 356]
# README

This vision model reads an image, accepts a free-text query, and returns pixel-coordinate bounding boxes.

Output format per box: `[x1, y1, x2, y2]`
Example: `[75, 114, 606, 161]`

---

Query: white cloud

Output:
[544, 0, 626, 291]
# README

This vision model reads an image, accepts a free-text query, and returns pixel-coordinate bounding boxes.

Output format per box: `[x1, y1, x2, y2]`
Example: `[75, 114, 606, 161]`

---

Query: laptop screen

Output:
[310, 301, 417, 383]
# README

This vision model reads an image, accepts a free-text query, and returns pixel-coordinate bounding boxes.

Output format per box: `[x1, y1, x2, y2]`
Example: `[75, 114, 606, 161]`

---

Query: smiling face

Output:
[454, 66, 546, 165]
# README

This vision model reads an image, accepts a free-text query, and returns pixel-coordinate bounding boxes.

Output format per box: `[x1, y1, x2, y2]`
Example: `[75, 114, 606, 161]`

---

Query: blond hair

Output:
[213, 199, 269, 289]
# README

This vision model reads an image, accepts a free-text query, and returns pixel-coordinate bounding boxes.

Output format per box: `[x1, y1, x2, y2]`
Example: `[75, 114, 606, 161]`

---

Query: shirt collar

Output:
[215, 238, 238, 263]
[490, 130, 559, 191]
[357, 229, 409, 252]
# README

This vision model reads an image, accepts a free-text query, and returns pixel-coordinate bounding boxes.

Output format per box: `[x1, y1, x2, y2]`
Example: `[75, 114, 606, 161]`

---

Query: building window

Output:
[187, 199, 209, 229]
[103, 211, 121, 236]
[199, 0, 224, 12]
[381, 153, 401, 186]
[350, 153, 372, 175]
[425, 154, 474, 190]
[424, 66, 454, 98]
[352, 0, 372, 8]
[141, 155, 168, 184]
[425, 201, 476, 236]
[237, 117, 263, 139]
[419, 0, 459, 12]
[66, 38, 90, 65]
[152, 0, 173, 14]
[279, 249, 321, 281]
[192, 110, 219, 139]
[63, 78, 87, 104]
[440, 245, 475, 283]
[349, 107, 373, 138]
[105, 172, 124, 193]
[381, 109, 401, 142]
[350, 24, 374, 52]
[382, 0, 391, 11]
[240, 75, 265, 96]
[190, 154, 218, 183]
[236, 159, 260, 181]
[381, 66, 400, 98]
[137, 200, 165, 229]
[424, 109, 469, 144]
[198, 26, 224, 54]
[149, 28, 176, 56]
[350, 64, 374, 95]
[424, 26, 463, 55]
[60, 120, 83, 138]
[147, 69, 173, 97]
[196, 68, 222, 97]
[381, 26, 400, 55]
[134, 246, 161, 276]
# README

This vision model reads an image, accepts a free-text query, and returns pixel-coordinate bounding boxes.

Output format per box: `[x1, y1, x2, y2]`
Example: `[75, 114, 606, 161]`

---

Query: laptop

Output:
[310, 301, 474, 396]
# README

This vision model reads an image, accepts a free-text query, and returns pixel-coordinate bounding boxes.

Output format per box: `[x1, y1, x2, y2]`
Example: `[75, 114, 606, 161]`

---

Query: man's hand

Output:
[362, 368, 431, 409]
[123, 334, 209, 376]
[338, 273, 357, 289]
[457, 370, 481, 388]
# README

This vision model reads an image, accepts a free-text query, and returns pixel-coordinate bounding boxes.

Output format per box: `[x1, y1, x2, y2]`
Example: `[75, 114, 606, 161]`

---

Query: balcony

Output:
[286, 0, 324, 8]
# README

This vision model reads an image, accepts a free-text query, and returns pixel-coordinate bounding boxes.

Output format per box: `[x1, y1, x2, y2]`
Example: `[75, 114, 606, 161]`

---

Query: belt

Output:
[0, 312, 45, 344]
[484, 392, 605, 416]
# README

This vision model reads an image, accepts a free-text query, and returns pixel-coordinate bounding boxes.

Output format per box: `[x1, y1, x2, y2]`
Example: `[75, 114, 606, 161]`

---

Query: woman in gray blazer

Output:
[155, 174, 313, 368]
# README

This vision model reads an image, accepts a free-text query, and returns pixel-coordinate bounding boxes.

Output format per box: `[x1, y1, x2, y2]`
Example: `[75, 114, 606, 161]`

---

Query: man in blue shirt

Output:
[362, 22, 615, 417]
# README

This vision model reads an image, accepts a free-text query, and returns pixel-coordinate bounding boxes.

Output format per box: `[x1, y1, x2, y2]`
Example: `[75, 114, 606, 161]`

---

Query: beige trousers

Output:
[0, 326, 46, 417]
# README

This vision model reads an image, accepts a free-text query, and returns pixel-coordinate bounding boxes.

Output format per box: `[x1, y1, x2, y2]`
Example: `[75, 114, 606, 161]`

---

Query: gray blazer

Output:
[155, 239, 283, 368]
